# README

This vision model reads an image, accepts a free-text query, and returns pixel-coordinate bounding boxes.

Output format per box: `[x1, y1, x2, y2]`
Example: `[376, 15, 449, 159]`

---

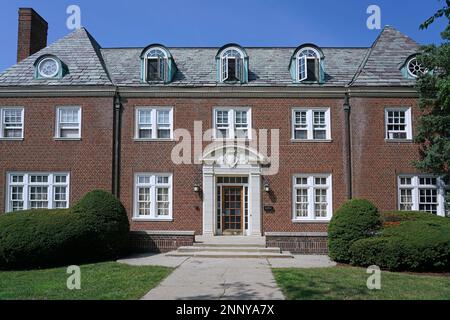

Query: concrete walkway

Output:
[118, 253, 335, 300]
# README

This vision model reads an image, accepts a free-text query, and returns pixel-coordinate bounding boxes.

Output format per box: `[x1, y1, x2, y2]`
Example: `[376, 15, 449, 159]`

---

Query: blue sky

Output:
[0, 0, 447, 71]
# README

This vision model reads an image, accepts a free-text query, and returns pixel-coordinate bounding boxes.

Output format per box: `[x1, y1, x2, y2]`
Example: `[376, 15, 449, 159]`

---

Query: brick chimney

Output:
[17, 8, 48, 62]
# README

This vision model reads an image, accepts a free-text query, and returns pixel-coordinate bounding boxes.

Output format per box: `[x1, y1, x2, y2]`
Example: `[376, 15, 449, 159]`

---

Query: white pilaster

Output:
[202, 166, 215, 236]
[249, 169, 262, 236]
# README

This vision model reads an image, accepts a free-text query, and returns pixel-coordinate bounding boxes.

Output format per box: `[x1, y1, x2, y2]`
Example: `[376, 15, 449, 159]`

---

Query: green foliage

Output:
[328, 199, 381, 262]
[420, 0, 450, 30]
[350, 211, 450, 271]
[414, 6, 450, 189]
[0, 190, 130, 270]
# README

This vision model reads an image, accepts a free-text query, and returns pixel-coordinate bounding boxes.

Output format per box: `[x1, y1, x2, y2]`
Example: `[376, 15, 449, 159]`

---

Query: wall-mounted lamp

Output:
[264, 183, 270, 193]
[194, 184, 201, 193]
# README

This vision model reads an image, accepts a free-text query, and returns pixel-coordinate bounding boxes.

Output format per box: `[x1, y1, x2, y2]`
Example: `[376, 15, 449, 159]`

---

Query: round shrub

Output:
[0, 190, 129, 270]
[328, 199, 381, 262]
[350, 212, 450, 272]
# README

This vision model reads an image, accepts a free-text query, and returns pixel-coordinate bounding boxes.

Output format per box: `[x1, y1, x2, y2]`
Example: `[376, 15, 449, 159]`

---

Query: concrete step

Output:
[178, 246, 281, 253]
[193, 242, 266, 248]
[166, 250, 294, 259]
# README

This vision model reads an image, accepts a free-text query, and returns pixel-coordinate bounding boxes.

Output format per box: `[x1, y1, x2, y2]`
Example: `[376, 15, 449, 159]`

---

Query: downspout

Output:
[112, 91, 122, 197]
[343, 93, 352, 199]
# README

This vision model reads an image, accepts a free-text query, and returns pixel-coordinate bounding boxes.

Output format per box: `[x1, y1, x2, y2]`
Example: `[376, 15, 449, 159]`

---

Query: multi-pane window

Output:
[297, 48, 320, 82]
[0, 107, 24, 139]
[134, 174, 172, 219]
[385, 108, 412, 140]
[145, 48, 168, 82]
[398, 175, 447, 216]
[6, 173, 70, 212]
[292, 108, 330, 140]
[56, 107, 81, 139]
[293, 175, 332, 220]
[220, 48, 244, 82]
[135, 108, 173, 140]
[214, 108, 251, 139]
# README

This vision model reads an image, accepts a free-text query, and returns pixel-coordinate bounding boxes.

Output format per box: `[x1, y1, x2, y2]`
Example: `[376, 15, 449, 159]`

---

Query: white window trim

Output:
[219, 47, 245, 83]
[133, 173, 173, 221]
[213, 107, 252, 140]
[0, 107, 24, 140]
[397, 175, 447, 216]
[134, 107, 174, 140]
[292, 108, 331, 141]
[292, 174, 333, 222]
[385, 107, 412, 140]
[296, 47, 321, 82]
[5, 172, 70, 212]
[55, 106, 82, 140]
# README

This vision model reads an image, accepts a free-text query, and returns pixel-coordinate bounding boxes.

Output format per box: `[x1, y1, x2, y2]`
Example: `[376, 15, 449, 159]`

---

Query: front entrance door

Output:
[222, 186, 243, 235]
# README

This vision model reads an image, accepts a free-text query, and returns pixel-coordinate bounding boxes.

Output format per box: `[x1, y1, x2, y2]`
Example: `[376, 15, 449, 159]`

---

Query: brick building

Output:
[0, 9, 448, 252]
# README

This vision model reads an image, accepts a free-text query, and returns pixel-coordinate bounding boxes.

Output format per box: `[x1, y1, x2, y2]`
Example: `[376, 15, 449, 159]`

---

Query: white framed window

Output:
[213, 107, 251, 139]
[134, 173, 173, 220]
[135, 107, 173, 140]
[398, 175, 447, 216]
[292, 108, 331, 140]
[55, 107, 81, 139]
[6, 172, 70, 212]
[385, 107, 412, 140]
[220, 48, 244, 83]
[0, 107, 24, 139]
[297, 48, 320, 82]
[293, 174, 332, 221]
[144, 48, 168, 82]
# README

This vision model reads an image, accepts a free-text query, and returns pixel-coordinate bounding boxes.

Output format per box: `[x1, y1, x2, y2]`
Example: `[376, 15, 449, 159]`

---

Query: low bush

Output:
[0, 190, 129, 270]
[328, 199, 381, 262]
[350, 211, 450, 271]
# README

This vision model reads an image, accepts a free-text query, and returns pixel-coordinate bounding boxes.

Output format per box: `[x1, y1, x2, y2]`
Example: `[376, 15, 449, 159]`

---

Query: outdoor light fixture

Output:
[264, 183, 270, 193]
[194, 184, 201, 193]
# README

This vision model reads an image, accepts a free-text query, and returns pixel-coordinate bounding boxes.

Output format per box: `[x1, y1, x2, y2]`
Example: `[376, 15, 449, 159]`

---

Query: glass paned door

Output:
[222, 186, 243, 234]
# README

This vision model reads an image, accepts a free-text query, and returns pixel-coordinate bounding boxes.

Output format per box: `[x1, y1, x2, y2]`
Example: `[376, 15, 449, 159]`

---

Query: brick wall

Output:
[266, 232, 329, 254]
[17, 8, 48, 62]
[0, 96, 115, 213]
[129, 231, 195, 253]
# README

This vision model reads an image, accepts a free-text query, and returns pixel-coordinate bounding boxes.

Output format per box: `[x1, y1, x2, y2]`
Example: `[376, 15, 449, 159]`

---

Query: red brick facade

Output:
[0, 95, 421, 235]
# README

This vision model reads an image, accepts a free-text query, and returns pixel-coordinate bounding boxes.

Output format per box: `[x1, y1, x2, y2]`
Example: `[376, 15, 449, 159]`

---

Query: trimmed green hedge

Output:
[328, 199, 381, 262]
[350, 211, 450, 271]
[0, 190, 129, 270]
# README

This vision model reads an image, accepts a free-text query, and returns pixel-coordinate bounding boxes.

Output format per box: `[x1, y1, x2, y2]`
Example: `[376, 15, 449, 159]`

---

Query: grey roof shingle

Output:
[351, 26, 421, 86]
[0, 25, 420, 88]
[0, 28, 113, 86]
[100, 47, 368, 87]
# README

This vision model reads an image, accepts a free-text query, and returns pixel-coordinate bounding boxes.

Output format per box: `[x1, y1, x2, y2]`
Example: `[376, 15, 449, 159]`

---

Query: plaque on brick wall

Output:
[264, 205, 274, 213]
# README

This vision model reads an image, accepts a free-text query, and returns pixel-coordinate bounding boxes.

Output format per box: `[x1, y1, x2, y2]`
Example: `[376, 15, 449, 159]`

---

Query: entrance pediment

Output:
[201, 144, 269, 168]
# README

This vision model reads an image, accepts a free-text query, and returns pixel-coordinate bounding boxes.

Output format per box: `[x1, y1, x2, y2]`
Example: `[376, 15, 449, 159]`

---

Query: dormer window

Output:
[297, 48, 320, 82]
[145, 48, 167, 82]
[407, 57, 426, 78]
[140, 45, 177, 84]
[34, 55, 67, 79]
[221, 49, 243, 82]
[216, 44, 249, 84]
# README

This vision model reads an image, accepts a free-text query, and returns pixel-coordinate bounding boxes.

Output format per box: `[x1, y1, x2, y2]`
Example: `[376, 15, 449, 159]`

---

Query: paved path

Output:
[118, 254, 335, 300]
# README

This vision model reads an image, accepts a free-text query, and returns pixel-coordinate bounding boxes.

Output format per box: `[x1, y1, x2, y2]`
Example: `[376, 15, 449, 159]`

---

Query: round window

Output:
[407, 57, 426, 78]
[37, 57, 60, 78]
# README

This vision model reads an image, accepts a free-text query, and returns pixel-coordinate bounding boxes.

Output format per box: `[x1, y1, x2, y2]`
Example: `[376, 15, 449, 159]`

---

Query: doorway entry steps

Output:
[165, 236, 294, 259]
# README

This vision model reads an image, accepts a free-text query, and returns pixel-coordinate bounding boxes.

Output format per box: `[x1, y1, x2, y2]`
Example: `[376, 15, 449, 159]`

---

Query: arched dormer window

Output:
[216, 44, 248, 84]
[34, 54, 67, 79]
[140, 45, 177, 83]
[290, 44, 325, 83]
[401, 54, 426, 79]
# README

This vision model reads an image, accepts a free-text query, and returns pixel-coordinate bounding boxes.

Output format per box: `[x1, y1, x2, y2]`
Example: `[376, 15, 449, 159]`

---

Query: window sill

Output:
[385, 139, 414, 143]
[54, 137, 82, 141]
[133, 138, 174, 142]
[291, 139, 333, 143]
[132, 217, 173, 222]
[0, 138, 24, 141]
[292, 219, 330, 224]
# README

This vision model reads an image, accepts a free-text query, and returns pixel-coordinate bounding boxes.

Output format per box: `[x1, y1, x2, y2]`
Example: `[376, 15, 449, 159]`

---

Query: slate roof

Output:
[0, 28, 112, 86]
[0, 26, 420, 88]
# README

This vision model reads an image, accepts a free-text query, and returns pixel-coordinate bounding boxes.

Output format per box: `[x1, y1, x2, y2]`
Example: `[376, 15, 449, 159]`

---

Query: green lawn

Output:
[0, 262, 173, 300]
[273, 266, 450, 300]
